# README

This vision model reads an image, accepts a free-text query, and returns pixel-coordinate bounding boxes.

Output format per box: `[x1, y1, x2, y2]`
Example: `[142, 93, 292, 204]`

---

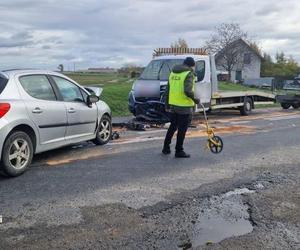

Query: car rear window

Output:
[19, 75, 57, 101]
[0, 76, 8, 95]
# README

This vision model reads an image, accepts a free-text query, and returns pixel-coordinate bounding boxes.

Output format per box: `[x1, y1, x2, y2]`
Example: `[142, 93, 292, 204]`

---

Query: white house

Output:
[215, 39, 262, 82]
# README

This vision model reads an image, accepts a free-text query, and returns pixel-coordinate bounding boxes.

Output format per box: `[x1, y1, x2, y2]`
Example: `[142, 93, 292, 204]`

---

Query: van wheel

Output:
[292, 103, 299, 109]
[1, 131, 33, 177]
[93, 115, 112, 145]
[240, 97, 252, 116]
[281, 103, 291, 109]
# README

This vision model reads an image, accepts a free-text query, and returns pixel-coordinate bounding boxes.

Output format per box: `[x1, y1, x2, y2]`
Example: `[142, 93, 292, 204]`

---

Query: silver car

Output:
[0, 69, 112, 177]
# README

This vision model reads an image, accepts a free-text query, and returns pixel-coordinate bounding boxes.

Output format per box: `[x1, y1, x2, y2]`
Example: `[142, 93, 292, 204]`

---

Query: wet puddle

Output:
[191, 188, 254, 247]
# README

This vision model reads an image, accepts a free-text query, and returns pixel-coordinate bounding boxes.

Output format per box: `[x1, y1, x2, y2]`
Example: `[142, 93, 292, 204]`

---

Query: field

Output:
[65, 72, 133, 116]
[65, 72, 278, 117]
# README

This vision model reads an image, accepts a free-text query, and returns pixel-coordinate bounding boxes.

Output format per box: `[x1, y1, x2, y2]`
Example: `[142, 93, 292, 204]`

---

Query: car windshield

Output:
[140, 59, 184, 81]
[0, 75, 8, 95]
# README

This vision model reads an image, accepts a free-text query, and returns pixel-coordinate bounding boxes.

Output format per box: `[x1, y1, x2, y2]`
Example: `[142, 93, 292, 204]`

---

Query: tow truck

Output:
[128, 48, 275, 123]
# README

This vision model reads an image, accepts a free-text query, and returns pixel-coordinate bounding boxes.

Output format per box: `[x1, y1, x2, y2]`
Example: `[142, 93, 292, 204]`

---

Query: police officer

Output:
[162, 57, 200, 158]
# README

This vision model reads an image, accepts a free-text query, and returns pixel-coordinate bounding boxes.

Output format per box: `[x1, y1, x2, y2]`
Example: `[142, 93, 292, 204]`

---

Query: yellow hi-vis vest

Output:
[168, 71, 195, 107]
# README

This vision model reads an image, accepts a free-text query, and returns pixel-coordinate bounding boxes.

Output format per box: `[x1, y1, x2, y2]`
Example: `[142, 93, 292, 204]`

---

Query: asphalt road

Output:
[0, 108, 299, 249]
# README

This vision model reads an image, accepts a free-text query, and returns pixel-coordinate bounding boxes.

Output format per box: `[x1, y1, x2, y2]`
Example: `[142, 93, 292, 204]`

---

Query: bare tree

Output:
[205, 23, 248, 81]
[57, 64, 64, 72]
[171, 38, 189, 49]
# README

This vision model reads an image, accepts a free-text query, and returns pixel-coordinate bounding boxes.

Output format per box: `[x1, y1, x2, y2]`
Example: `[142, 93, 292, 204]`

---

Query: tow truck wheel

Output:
[281, 103, 291, 109]
[292, 103, 300, 109]
[240, 97, 252, 116]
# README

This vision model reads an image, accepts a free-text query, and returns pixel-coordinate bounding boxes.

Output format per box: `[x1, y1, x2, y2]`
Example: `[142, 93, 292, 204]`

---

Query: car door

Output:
[18, 74, 67, 145]
[50, 75, 98, 141]
[194, 60, 212, 105]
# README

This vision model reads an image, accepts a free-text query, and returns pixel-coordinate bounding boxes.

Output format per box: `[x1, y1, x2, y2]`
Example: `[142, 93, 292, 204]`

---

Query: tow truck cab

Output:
[129, 49, 217, 122]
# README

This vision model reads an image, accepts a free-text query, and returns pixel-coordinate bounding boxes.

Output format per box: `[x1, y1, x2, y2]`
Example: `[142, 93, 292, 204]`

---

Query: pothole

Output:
[190, 188, 255, 247]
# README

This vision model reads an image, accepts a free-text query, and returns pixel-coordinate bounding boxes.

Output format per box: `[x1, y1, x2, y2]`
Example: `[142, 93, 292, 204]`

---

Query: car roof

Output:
[0, 69, 65, 78]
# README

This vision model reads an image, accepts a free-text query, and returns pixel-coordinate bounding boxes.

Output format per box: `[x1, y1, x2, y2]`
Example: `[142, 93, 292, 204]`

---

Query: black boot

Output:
[162, 146, 171, 155]
[175, 151, 190, 158]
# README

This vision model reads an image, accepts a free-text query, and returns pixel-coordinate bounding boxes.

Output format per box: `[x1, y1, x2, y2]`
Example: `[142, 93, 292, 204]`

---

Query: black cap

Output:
[183, 57, 195, 67]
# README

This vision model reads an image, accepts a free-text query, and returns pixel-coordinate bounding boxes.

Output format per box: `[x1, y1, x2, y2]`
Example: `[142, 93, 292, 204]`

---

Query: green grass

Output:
[65, 72, 129, 85]
[218, 81, 275, 93]
[255, 103, 280, 108]
[65, 72, 133, 116]
[100, 83, 132, 116]
[218, 81, 254, 91]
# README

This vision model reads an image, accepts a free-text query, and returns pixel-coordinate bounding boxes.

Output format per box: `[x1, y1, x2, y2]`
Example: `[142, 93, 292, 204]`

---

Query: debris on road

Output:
[113, 118, 151, 131]
[110, 131, 120, 140]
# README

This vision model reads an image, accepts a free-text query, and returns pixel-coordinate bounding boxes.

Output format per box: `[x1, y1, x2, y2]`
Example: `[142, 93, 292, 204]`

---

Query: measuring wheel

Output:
[208, 136, 224, 154]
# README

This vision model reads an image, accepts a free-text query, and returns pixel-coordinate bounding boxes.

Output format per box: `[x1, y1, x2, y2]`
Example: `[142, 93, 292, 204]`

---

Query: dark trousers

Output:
[163, 113, 191, 152]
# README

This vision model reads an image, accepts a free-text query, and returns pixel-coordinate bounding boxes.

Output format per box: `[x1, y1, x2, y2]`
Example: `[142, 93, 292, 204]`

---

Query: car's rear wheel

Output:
[292, 103, 300, 109]
[281, 103, 291, 109]
[93, 115, 112, 145]
[1, 131, 33, 177]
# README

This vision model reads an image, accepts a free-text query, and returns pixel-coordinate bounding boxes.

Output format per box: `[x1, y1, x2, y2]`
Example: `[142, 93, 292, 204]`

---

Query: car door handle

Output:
[32, 107, 43, 114]
[68, 108, 76, 113]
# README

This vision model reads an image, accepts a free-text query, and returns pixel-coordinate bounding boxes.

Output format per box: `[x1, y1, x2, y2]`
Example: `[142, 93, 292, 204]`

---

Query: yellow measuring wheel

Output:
[199, 103, 224, 154]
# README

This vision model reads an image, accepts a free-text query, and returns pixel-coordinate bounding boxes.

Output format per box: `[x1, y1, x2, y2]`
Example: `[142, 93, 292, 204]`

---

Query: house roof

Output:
[215, 38, 263, 60]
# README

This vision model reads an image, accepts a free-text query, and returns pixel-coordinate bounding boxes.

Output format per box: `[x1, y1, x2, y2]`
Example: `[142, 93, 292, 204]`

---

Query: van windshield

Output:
[0, 76, 8, 95]
[140, 59, 205, 82]
[140, 59, 184, 81]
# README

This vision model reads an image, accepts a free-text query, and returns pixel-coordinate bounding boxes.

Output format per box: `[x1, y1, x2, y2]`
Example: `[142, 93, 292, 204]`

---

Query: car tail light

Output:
[0, 103, 10, 118]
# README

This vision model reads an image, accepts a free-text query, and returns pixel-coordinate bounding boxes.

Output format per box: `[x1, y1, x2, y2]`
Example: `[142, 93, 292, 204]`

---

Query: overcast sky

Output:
[0, 0, 299, 70]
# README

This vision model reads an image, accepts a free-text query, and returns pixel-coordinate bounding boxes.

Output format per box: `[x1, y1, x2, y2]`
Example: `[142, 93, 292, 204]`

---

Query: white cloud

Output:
[0, 0, 300, 69]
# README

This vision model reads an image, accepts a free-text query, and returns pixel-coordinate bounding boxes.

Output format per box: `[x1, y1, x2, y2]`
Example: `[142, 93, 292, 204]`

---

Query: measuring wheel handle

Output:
[208, 135, 224, 154]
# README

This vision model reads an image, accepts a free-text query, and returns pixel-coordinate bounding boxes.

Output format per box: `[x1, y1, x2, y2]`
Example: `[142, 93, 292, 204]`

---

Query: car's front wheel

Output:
[93, 115, 112, 145]
[1, 131, 33, 177]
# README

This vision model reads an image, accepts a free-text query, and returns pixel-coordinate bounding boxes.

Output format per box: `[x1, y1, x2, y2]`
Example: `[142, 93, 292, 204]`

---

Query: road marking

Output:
[230, 121, 251, 125]
[110, 136, 165, 145]
[137, 129, 166, 135]
[265, 115, 300, 121]
[46, 148, 120, 166]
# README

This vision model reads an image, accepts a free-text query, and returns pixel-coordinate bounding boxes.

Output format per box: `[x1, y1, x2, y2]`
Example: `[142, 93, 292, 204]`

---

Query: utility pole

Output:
[73, 62, 76, 72]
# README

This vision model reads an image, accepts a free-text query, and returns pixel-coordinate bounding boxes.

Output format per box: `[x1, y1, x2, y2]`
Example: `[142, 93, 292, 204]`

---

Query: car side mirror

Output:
[87, 95, 99, 107]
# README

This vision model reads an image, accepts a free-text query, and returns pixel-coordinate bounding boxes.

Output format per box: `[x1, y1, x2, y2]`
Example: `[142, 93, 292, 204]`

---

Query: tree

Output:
[205, 23, 248, 81]
[275, 52, 286, 64]
[261, 52, 274, 77]
[57, 64, 64, 72]
[171, 38, 188, 49]
[250, 42, 262, 58]
[261, 51, 300, 80]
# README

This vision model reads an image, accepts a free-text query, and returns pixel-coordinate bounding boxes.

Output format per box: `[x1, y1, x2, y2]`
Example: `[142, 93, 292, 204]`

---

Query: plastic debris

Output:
[111, 131, 120, 140]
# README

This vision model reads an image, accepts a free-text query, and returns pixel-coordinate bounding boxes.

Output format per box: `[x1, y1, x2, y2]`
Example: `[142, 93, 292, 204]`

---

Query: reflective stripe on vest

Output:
[168, 71, 195, 107]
